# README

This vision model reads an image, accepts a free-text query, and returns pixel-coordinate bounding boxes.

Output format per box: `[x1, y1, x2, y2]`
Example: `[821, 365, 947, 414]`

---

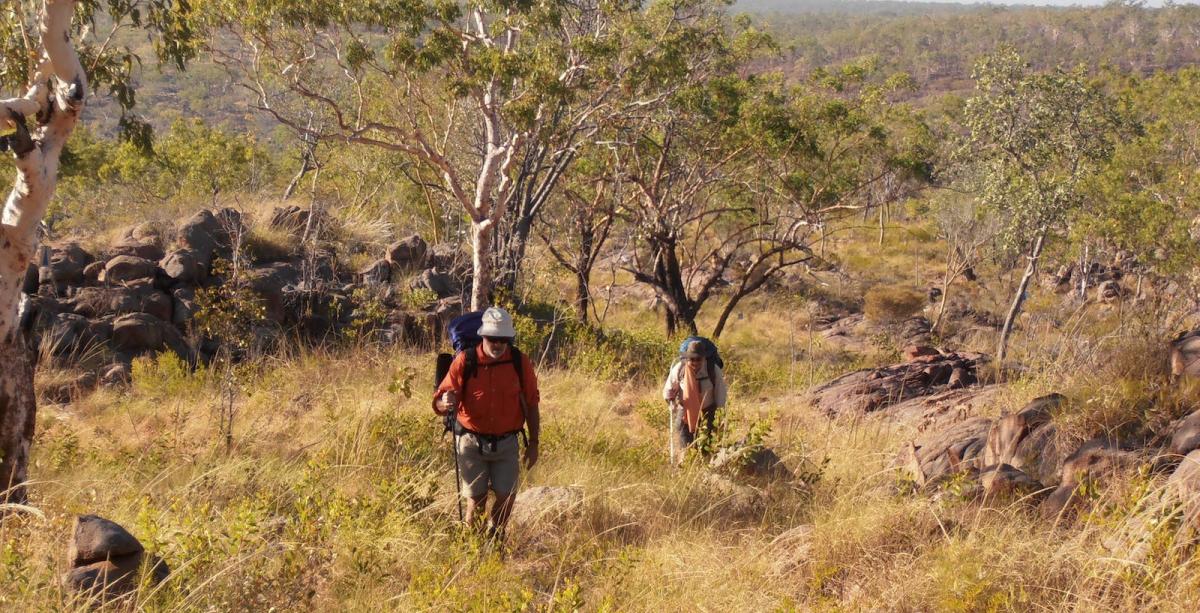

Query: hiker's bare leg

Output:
[491, 491, 515, 534]
[465, 495, 489, 528]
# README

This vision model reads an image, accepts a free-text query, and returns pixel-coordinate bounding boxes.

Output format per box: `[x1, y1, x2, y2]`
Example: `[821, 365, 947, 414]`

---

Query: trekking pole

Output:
[435, 353, 462, 523]
[668, 399, 678, 467]
[450, 421, 463, 523]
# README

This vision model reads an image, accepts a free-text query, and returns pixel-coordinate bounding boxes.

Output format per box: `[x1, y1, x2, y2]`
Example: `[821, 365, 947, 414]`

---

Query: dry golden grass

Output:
[8, 219, 1200, 611]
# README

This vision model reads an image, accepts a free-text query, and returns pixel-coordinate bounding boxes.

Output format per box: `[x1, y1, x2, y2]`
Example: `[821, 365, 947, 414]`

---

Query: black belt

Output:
[452, 421, 525, 452]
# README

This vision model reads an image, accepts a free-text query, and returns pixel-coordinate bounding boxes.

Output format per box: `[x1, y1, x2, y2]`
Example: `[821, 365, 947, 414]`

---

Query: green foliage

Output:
[193, 258, 270, 351]
[636, 398, 670, 433]
[959, 48, 1125, 249]
[99, 118, 277, 200]
[386, 367, 418, 399]
[706, 410, 777, 473]
[755, 2, 1200, 100]
[0, 1, 200, 143]
[345, 287, 389, 342]
[399, 287, 439, 311]
[131, 351, 204, 398]
[40, 423, 81, 471]
[1077, 68, 1200, 276]
[568, 324, 676, 382]
[44, 120, 280, 235]
[863, 284, 925, 324]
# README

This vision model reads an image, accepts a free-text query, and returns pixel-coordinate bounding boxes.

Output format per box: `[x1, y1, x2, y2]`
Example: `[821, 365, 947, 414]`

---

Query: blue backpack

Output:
[448, 311, 484, 353]
[678, 336, 723, 369]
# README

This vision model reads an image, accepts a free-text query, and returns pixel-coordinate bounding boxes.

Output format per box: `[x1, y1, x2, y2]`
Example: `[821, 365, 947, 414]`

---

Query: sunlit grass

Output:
[8, 216, 1200, 611]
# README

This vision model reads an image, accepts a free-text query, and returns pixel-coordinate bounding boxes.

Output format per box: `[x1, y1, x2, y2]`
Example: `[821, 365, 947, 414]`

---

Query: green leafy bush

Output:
[132, 351, 206, 398]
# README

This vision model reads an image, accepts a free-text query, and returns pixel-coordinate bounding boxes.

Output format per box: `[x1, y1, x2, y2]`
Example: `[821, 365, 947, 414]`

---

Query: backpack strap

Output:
[461, 347, 479, 399]
[511, 346, 525, 393]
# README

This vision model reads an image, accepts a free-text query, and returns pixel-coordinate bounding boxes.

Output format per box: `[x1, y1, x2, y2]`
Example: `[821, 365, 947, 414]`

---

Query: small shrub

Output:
[569, 324, 675, 382]
[636, 398, 669, 432]
[686, 401, 779, 464]
[863, 285, 925, 324]
[193, 258, 270, 352]
[345, 287, 389, 341]
[132, 352, 204, 397]
[511, 309, 551, 360]
[399, 287, 439, 310]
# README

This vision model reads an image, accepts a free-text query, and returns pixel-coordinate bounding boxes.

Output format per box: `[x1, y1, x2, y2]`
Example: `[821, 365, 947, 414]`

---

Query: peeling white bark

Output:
[0, 0, 85, 341]
[0, 0, 86, 504]
[471, 222, 494, 311]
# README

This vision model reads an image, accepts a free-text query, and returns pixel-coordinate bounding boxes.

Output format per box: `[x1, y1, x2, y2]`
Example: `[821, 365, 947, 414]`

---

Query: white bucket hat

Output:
[477, 306, 516, 338]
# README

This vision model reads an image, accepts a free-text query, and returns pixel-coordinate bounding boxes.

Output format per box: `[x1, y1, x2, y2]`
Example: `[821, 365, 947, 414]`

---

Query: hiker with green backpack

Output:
[434, 307, 541, 538]
[662, 337, 727, 463]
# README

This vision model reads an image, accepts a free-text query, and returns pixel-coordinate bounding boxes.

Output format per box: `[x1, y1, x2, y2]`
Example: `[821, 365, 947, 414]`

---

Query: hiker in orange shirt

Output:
[434, 307, 540, 538]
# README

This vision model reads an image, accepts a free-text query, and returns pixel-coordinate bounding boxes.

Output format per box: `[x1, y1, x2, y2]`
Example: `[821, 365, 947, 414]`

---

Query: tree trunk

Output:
[664, 309, 698, 337]
[281, 156, 312, 201]
[0, 0, 85, 506]
[1078, 243, 1088, 300]
[672, 303, 698, 337]
[470, 221, 495, 311]
[684, 315, 698, 336]
[573, 215, 596, 324]
[997, 228, 1048, 367]
[878, 205, 886, 247]
[932, 276, 952, 334]
[497, 213, 535, 293]
[712, 297, 740, 339]
[575, 271, 590, 324]
[0, 334, 35, 505]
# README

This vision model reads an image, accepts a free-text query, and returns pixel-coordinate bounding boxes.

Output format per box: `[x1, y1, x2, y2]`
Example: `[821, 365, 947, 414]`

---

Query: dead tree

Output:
[538, 175, 617, 323]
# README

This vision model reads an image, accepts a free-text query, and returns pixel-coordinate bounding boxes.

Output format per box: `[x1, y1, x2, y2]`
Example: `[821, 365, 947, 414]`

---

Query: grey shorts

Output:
[456, 432, 520, 498]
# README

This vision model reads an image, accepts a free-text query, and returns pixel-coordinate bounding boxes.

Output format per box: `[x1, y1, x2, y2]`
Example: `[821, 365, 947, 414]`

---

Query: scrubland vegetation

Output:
[7, 231, 1200, 611]
[6, 0, 1200, 611]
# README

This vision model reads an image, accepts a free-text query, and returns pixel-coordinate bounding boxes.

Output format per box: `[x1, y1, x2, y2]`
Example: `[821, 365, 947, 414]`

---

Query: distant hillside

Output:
[733, 0, 985, 16]
[748, 2, 1200, 96]
[79, 1, 1200, 141]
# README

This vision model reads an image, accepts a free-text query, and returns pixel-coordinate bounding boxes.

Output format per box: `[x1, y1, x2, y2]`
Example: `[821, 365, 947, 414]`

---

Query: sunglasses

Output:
[483, 336, 511, 344]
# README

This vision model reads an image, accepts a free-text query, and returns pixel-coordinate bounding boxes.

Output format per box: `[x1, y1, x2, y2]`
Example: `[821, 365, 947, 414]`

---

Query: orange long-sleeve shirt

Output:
[433, 345, 539, 435]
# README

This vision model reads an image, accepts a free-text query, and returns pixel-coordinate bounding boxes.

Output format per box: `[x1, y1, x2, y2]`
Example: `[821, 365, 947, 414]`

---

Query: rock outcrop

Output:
[710, 444, 792, 480]
[900, 416, 992, 487]
[22, 207, 465, 393]
[810, 351, 987, 417]
[387, 234, 428, 271]
[875, 385, 1005, 432]
[980, 463, 1043, 501]
[1168, 409, 1200, 458]
[981, 394, 1065, 484]
[1040, 440, 1140, 520]
[1170, 331, 1200, 378]
[63, 515, 168, 600]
